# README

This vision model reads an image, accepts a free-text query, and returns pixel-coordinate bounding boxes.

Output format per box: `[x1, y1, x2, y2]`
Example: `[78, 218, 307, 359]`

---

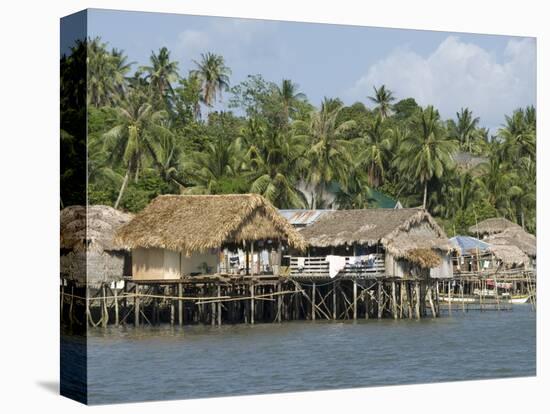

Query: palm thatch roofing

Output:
[485, 227, 536, 258]
[468, 217, 522, 237]
[487, 244, 529, 268]
[115, 194, 307, 254]
[297, 208, 455, 264]
[61, 205, 134, 253]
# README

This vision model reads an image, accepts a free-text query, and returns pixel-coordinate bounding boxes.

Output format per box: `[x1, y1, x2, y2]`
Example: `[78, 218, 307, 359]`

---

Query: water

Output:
[82, 305, 535, 404]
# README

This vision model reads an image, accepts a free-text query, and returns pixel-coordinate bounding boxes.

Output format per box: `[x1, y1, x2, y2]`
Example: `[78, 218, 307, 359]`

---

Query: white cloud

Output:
[175, 18, 284, 69]
[348, 36, 536, 129]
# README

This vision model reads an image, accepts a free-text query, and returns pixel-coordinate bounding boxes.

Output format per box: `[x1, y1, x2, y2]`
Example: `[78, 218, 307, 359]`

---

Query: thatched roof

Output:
[485, 227, 536, 258]
[468, 217, 522, 237]
[61, 205, 134, 252]
[405, 248, 442, 268]
[115, 194, 307, 253]
[298, 208, 454, 264]
[488, 244, 529, 268]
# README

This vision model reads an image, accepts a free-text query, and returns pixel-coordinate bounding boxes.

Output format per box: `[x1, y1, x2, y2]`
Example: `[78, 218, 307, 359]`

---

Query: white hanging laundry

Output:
[326, 255, 347, 278]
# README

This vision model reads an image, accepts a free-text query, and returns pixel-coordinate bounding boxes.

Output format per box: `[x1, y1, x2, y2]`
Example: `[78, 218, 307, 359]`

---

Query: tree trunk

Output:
[422, 181, 428, 210]
[114, 167, 130, 209]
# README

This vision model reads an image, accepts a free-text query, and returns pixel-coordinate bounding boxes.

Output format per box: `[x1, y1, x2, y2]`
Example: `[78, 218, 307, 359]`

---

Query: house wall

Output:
[430, 252, 454, 278]
[60, 250, 130, 285]
[385, 253, 407, 277]
[132, 247, 181, 280]
[180, 250, 219, 275]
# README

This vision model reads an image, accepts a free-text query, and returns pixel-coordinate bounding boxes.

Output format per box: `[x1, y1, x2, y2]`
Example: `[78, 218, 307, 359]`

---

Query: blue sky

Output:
[87, 9, 536, 132]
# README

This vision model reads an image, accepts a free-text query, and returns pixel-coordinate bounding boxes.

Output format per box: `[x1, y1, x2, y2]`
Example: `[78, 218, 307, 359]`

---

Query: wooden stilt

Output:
[391, 281, 397, 319]
[427, 286, 436, 318]
[312, 282, 316, 321]
[178, 283, 183, 326]
[250, 282, 255, 324]
[448, 281, 452, 315]
[399, 281, 404, 319]
[365, 286, 369, 320]
[134, 285, 140, 327]
[68, 284, 74, 328]
[101, 284, 108, 328]
[170, 286, 175, 326]
[217, 283, 222, 326]
[353, 280, 358, 320]
[333, 282, 337, 320]
[86, 285, 91, 328]
[415, 282, 421, 320]
[377, 281, 383, 319]
[114, 286, 119, 326]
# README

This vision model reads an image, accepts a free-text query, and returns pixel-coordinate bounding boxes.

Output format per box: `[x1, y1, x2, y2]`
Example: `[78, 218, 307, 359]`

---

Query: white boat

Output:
[509, 295, 530, 304]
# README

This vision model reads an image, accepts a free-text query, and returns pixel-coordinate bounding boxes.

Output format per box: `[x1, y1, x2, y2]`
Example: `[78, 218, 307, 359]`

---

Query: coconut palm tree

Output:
[102, 91, 169, 208]
[274, 79, 306, 122]
[395, 105, 458, 210]
[499, 107, 536, 161]
[87, 37, 132, 107]
[293, 98, 356, 208]
[140, 47, 180, 107]
[241, 118, 308, 208]
[192, 52, 232, 109]
[368, 85, 395, 119]
[448, 108, 482, 153]
[354, 114, 393, 187]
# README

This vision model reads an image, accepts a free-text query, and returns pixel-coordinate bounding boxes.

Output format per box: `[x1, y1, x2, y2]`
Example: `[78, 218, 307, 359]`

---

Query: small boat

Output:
[509, 295, 530, 304]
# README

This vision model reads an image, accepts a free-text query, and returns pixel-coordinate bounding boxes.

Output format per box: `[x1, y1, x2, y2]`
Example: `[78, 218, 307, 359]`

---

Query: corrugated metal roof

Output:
[278, 210, 329, 226]
[449, 236, 490, 255]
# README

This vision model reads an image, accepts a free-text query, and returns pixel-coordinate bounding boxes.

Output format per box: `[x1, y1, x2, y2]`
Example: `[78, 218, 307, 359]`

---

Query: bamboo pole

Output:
[353, 280, 358, 320]
[217, 284, 222, 326]
[114, 286, 119, 326]
[134, 285, 140, 327]
[250, 282, 255, 324]
[365, 286, 369, 320]
[277, 282, 282, 322]
[391, 281, 397, 319]
[333, 281, 337, 320]
[178, 283, 183, 326]
[447, 281, 452, 315]
[312, 282, 316, 321]
[415, 282, 420, 320]
[377, 281, 383, 319]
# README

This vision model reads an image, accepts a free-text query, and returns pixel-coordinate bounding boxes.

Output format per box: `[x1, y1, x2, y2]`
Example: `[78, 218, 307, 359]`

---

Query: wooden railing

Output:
[290, 254, 386, 279]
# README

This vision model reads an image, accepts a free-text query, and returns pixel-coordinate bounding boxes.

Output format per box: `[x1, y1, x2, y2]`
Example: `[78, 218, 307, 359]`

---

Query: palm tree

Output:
[293, 98, 356, 208]
[395, 106, 458, 210]
[140, 47, 180, 106]
[102, 91, 169, 208]
[448, 108, 481, 153]
[354, 114, 392, 187]
[242, 118, 308, 208]
[499, 107, 536, 161]
[274, 79, 306, 122]
[87, 37, 132, 107]
[182, 133, 241, 194]
[192, 52, 232, 109]
[368, 85, 395, 119]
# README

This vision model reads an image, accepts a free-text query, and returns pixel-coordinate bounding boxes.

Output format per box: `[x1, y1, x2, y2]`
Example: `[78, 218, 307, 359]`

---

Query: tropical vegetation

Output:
[60, 38, 537, 235]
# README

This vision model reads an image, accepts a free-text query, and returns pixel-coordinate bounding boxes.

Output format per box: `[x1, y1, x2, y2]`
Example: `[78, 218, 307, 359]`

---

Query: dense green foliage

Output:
[61, 38, 536, 235]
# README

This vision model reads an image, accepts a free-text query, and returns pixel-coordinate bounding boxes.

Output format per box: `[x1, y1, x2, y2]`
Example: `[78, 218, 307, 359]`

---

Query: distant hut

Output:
[60, 205, 133, 287]
[115, 194, 306, 281]
[289, 208, 455, 279]
[468, 217, 523, 238]
[487, 244, 530, 269]
[485, 227, 536, 268]
[449, 235, 492, 273]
